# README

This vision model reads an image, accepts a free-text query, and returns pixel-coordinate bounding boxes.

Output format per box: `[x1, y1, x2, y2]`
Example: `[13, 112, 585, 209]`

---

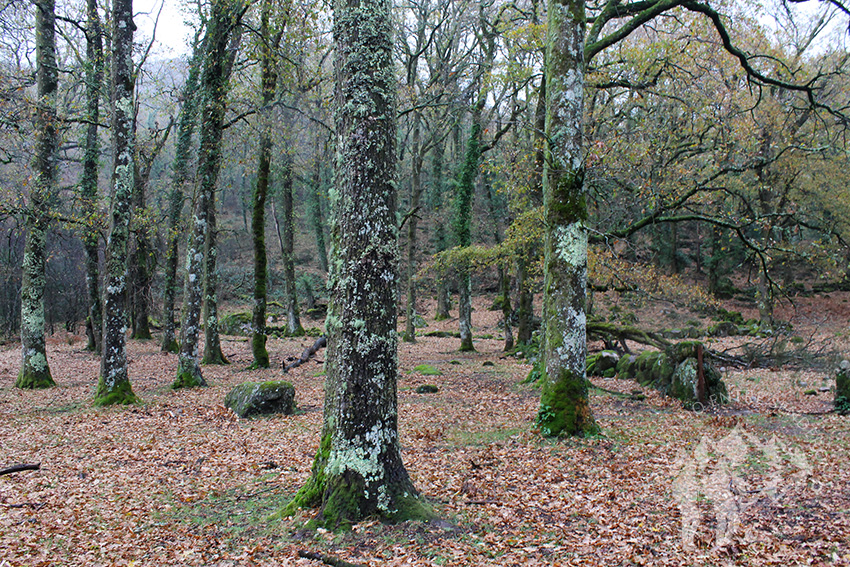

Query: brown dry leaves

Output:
[1, 298, 849, 566]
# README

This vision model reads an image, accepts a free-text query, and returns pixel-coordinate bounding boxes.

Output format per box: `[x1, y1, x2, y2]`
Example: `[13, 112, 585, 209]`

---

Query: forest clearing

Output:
[2, 294, 849, 566]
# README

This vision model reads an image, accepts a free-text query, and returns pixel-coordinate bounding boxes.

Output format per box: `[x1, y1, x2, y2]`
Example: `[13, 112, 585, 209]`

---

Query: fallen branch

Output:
[587, 322, 669, 351]
[0, 463, 40, 476]
[297, 550, 366, 567]
[283, 336, 326, 372]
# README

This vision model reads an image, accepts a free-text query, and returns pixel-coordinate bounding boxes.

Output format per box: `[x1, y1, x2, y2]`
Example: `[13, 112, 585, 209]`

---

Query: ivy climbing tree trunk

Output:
[94, 0, 138, 406]
[453, 122, 481, 352]
[537, 0, 597, 436]
[250, 0, 283, 368]
[81, 0, 103, 355]
[176, 0, 245, 387]
[202, 181, 227, 365]
[282, 0, 429, 528]
[161, 44, 202, 354]
[17, 0, 58, 390]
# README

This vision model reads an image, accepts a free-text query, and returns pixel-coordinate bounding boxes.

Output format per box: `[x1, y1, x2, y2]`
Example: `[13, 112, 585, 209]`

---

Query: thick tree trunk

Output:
[81, 0, 103, 355]
[537, 0, 597, 436]
[161, 46, 202, 354]
[176, 0, 243, 388]
[18, 0, 59, 390]
[279, 156, 304, 336]
[308, 149, 329, 273]
[284, 0, 428, 527]
[94, 0, 138, 405]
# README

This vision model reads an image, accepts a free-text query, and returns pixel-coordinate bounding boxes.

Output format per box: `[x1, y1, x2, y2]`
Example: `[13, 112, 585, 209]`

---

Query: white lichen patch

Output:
[553, 222, 587, 267]
[325, 422, 397, 513]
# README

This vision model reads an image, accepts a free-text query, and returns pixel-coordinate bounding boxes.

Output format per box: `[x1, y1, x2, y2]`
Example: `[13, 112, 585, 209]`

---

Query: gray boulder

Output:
[225, 381, 296, 418]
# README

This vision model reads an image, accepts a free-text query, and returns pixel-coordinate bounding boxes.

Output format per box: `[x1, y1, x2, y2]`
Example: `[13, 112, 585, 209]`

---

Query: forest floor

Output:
[1, 294, 849, 566]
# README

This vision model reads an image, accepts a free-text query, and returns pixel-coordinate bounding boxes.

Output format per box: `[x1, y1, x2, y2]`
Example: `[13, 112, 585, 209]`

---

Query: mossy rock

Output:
[707, 321, 739, 337]
[415, 384, 439, 394]
[670, 358, 727, 409]
[835, 360, 850, 415]
[225, 381, 296, 418]
[219, 312, 253, 336]
[587, 350, 619, 377]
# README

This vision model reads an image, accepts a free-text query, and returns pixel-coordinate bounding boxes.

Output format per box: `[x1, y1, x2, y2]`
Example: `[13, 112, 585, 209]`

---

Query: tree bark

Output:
[161, 45, 202, 354]
[250, 0, 281, 368]
[403, 114, 423, 342]
[129, 163, 153, 340]
[94, 0, 138, 405]
[283, 0, 428, 527]
[537, 0, 597, 436]
[453, 123, 481, 352]
[176, 0, 244, 387]
[17, 0, 58, 390]
[81, 0, 103, 355]
[279, 155, 304, 336]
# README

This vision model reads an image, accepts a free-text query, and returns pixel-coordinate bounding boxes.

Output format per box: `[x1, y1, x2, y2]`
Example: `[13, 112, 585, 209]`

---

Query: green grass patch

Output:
[412, 364, 442, 376]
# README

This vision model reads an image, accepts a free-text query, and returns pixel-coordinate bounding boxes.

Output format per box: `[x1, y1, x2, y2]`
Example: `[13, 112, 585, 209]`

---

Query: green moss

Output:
[548, 167, 586, 225]
[412, 364, 441, 376]
[15, 366, 55, 389]
[93, 377, 138, 406]
[458, 339, 475, 352]
[161, 338, 179, 354]
[251, 332, 270, 369]
[538, 368, 598, 437]
[277, 432, 331, 519]
[173, 358, 207, 389]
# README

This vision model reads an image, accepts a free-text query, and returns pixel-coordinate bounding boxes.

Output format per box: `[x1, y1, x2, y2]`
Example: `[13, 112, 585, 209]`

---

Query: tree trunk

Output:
[431, 140, 451, 321]
[453, 123, 481, 352]
[403, 115, 423, 342]
[202, 174, 228, 364]
[176, 0, 244, 388]
[18, 0, 58, 390]
[283, 0, 428, 527]
[250, 0, 281, 368]
[537, 0, 597, 436]
[161, 44, 202, 354]
[279, 155, 304, 336]
[129, 164, 152, 340]
[94, 0, 138, 405]
[81, 0, 103, 355]
[308, 151, 329, 273]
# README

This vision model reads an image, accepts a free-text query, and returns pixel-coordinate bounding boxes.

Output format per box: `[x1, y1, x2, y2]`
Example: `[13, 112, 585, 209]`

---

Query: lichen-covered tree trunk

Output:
[176, 0, 244, 387]
[202, 188, 228, 364]
[94, 0, 138, 405]
[81, 0, 103, 355]
[453, 122, 481, 352]
[537, 0, 597, 436]
[279, 156, 304, 336]
[18, 0, 59, 390]
[250, 0, 281, 368]
[161, 45, 202, 354]
[284, 0, 428, 528]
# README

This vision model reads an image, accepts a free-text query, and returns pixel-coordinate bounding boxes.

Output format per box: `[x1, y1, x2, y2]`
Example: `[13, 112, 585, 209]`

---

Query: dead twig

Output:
[283, 336, 326, 372]
[0, 463, 40, 476]
[297, 550, 367, 567]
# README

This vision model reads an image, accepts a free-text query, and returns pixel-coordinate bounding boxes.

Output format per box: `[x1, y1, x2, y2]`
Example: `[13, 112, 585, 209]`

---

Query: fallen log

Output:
[283, 336, 327, 372]
[0, 463, 40, 476]
[298, 550, 366, 567]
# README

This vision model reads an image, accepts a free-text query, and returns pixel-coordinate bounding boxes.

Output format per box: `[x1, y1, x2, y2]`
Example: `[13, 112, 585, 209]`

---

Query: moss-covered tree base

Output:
[173, 357, 208, 389]
[277, 435, 434, 530]
[458, 340, 475, 353]
[161, 338, 179, 354]
[16, 369, 55, 390]
[202, 348, 230, 366]
[538, 369, 599, 437]
[93, 378, 138, 406]
[835, 360, 850, 415]
[250, 333, 270, 369]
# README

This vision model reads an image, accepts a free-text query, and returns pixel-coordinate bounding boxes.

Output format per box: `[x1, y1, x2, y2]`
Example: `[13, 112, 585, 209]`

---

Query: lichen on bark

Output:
[538, 0, 597, 436]
[281, 0, 430, 529]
